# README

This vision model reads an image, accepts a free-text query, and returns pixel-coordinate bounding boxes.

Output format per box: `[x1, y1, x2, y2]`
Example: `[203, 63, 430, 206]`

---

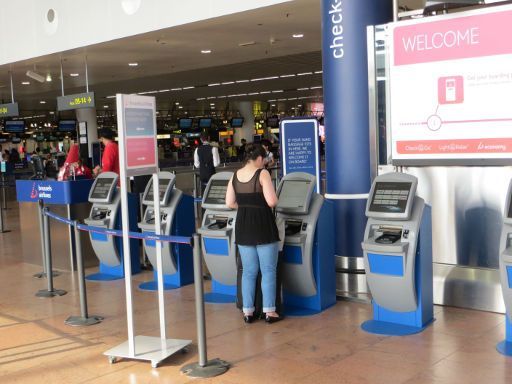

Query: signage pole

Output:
[60, 59, 65, 97]
[9, 71, 14, 103]
[85, 56, 89, 93]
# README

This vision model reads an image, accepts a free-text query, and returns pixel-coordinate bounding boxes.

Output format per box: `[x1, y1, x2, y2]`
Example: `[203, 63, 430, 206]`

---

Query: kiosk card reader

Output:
[276, 172, 335, 316]
[84, 172, 140, 281]
[361, 172, 433, 336]
[497, 179, 512, 356]
[197, 172, 237, 303]
[137, 172, 194, 291]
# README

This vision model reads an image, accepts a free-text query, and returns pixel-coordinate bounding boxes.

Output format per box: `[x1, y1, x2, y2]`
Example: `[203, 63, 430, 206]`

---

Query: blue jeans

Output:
[238, 242, 279, 314]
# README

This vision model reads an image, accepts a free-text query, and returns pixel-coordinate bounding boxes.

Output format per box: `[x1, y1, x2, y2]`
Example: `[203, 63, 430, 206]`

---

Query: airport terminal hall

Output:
[2, 0, 512, 383]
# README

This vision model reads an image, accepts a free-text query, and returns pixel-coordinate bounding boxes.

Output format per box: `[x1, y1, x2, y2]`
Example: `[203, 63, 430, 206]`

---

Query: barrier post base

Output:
[181, 358, 230, 378]
[65, 315, 104, 327]
[104, 335, 191, 368]
[36, 289, 67, 298]
[33, 271, 61, 279]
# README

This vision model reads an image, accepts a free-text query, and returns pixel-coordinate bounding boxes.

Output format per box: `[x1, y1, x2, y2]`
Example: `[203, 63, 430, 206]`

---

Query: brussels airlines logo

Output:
[30, 182, 53, 199]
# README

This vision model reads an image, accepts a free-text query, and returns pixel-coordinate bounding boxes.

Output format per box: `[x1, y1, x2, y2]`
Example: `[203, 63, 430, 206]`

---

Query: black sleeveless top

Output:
[233, 169, 280, 246]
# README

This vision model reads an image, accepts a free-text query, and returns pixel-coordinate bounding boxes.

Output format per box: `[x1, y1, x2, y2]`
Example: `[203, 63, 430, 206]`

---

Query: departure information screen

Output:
[145, 178, 171, 203]
[204, 180, 229, 205]
[369, 182, 412, 213]
[90, 178, 115, 200]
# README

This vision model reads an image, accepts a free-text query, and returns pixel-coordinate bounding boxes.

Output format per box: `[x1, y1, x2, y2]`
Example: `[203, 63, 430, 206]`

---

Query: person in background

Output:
[225, 143, 282, 324]
[9, 148, 20, 164]
[194, 133, 220, 194]
[93, 127, 119, 176]
[261, 139, 275, 169]
[238, 138, 247, 162]
[57, 144, 92, 180]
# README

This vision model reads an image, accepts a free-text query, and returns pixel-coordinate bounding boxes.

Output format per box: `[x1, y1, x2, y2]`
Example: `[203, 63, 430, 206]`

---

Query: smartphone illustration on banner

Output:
[438, 76, 464, 104]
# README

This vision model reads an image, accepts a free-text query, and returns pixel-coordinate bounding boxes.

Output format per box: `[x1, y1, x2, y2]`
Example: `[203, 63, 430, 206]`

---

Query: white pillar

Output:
[233, 101, 254, 145]
[75, 108, 98, 157]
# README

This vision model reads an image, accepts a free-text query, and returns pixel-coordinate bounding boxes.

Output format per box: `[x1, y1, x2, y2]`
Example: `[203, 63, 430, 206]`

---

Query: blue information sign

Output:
[16, 179, 94, 205]
[280, 118, 321, 192]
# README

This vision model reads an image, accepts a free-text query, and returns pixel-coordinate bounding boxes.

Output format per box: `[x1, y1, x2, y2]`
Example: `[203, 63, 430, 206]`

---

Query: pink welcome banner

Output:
[394, 10, 512, 66]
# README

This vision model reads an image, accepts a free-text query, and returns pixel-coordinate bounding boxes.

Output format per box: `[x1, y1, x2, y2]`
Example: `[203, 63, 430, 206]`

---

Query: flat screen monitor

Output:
[199, 118, 212, 129]
[4, 120, 25, 133]
[58, 120, 77, 132]
[204, 179, 229, 206]
[11, 137, 21, 143]
[277, 180, 313, 213]
[143, 177, 174, 205]
[89, 176, 117, 203]
[178, 118, 193, 130]
[230, 118, 244, 128]
[267, 117, 280, 128]
[368, 182, 412, 214]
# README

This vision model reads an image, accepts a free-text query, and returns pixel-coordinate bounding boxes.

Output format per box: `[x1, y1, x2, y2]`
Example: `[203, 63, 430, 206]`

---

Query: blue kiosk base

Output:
[86, 272, 124, 281]
[496, 316, 512, 357]
[361, 319, 432, 336]
[138, 281, 179, 291]
[204, 280, 236, 304]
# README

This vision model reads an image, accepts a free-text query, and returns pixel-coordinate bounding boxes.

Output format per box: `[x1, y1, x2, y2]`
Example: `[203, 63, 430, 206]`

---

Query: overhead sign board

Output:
[280, 118, 321, 192]
[57, 92, 95, 111]
[116, 94, 158, 177]
[0, 102, 19, 118]
[390, 5, 512, 165]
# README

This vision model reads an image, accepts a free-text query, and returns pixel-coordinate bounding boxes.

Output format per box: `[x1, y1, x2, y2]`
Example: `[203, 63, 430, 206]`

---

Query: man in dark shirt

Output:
[194, 134, 220, 194]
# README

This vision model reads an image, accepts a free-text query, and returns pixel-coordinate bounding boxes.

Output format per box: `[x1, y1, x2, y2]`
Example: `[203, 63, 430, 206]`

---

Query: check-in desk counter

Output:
[497, 179, 512, 356]
[197, 172, 238, 303]
[361, 172, 433, 336]
[276, 172, 336, 316]
[16, 178, 96, 271]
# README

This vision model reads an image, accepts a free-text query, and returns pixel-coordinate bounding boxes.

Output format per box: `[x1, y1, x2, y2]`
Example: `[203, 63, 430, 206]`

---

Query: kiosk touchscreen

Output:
[361, 172, 433, 336]
[137, 172, 195, 291]
[497, 179, 512, 356]
[197, 172, 238, 303]
[84, 172, 140, 280]
[276, 172, 335, 316]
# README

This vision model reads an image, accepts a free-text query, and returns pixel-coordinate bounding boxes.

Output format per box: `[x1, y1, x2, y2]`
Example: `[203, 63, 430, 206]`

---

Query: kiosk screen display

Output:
[507, 195, 512, 218]
[145, 178, 172, 203]
[369, 182, 412, 213]
[204, 180, 229, 205]
[277, 180, 312, 209]
[90, 178, 115, 200]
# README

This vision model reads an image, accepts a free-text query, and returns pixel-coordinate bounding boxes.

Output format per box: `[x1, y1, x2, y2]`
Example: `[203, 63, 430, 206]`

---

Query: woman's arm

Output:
[260, 169, 278, 207]
[225, 176, 238, 209]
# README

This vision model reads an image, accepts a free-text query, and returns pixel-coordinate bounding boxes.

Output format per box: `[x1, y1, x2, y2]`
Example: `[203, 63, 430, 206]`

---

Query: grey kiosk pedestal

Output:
[84, 172, 140, 281]
[138, 171, 195, 291]
[361, 172, 433, 336]
[497, 179, 512, 356]
[197, 172, 238, 303]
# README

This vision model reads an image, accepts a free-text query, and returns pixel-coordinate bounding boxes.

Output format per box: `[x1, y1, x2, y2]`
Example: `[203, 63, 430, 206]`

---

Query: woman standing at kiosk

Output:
[225, 143, 281, 324]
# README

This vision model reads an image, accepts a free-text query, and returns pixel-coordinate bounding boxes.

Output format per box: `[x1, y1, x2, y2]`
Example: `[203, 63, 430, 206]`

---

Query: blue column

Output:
[321, 0, 392, 256]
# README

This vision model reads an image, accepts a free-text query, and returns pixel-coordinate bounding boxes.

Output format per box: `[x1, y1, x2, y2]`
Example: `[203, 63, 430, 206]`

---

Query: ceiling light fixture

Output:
[46, 74, 52, 82]
[70, 73, 79, 77]
[26, 70, 45, 83]
[280, 74, 295, 78]
[175, 102, 180, 105]
[40, 101, 46, 104]
[315, 70, 323, 74]
[221, 81, 235, 85]
[236, 80, 249, 83]
[178, 106, 183, 109]
[238, 41, 256, 47]
[103, 105, 109, 108]
[293, 33, 304, 38]
[183, 86, 194, 90]
[21, 81, 30, 85]
[297, 72, 313, 76]
[128, 62, 139, 67]
[208, 83, 220, 87]
[201, 50, 212, 54]
[171, 88, 182, 91]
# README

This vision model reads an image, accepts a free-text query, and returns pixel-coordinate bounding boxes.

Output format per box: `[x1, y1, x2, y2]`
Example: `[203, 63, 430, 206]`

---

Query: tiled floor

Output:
[0, 207, 511, 383]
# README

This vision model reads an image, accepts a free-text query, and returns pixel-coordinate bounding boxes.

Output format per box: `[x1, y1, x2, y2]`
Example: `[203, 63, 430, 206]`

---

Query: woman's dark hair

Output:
[260, 139, 271, 149]
[244, 143, 266, 163]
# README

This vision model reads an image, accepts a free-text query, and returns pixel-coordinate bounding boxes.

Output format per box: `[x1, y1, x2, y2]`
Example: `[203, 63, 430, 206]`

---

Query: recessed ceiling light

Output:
[201, 50, 212, 54]
[183, 86, 194, 90]
[178, 106, 183, 109]
[22, 81, 30, 85]
[271, 104, 276, 107]
[208, 83, 220, 87]
[280, 74, 295, 78]
[297, 72, 313, 76]
[236, 80, 249, 83]
[40, 101, 46, 104]
[103, 105, 108, 108]
[293, 34, 304, 38]
[222, 81, 235, 85]
[46, 74, 52, 82]
[238, 41, 256, 47]
[175, 102, 180, 105]
[49, 111, 55, 114]
[70, 73, 79, 77]
[210, 103, 215, 106]
[128, 62, 138, 67]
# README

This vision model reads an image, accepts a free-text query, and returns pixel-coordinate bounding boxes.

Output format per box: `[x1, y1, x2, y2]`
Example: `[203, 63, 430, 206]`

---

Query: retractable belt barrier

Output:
[40, 206, 229, 375]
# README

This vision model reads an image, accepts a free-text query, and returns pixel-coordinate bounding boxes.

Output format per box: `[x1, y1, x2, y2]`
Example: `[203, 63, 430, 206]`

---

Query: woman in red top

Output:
[57, 144, 92, 180]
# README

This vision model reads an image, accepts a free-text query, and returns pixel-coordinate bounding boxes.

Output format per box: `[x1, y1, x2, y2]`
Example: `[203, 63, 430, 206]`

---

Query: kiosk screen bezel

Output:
[142, 177, 175, 206]
[89, 176, 117, 203]
[276, 178, 315, 215]
[366, 175, 417, 220]
[368, 182, 412, 214]
[507, 184, 512, 219]
[203, 179, 229, 206]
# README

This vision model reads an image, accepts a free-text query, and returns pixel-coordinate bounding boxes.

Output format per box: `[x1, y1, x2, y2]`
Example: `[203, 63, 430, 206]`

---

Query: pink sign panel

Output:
[125, 137, 156, 168]
[394, 10, 512, 66]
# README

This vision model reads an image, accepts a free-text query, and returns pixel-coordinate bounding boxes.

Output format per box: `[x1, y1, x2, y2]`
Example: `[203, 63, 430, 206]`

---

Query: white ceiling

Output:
[0, 0, 428, 118]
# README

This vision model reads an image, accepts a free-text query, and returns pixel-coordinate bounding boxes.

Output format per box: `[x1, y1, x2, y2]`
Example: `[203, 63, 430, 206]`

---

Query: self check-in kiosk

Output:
[137, 172, 195, 291]
[361, 173, 433, 335]
[84, 172, 140, 280]
[276, 172, 335, 316]
[197, 172, 237, 303]
[497, 179, 512, 356]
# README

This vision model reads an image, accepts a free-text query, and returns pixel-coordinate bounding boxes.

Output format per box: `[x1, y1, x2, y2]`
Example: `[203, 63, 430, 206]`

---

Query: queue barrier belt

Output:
[43, 209, 193, 246]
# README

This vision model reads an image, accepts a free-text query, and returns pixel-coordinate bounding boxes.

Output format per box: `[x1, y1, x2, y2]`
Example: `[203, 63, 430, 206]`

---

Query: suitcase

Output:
[236, 250, 283, 319]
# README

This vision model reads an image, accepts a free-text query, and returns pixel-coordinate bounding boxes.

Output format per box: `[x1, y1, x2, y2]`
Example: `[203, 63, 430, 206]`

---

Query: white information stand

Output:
[104, 94, 191, 368]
